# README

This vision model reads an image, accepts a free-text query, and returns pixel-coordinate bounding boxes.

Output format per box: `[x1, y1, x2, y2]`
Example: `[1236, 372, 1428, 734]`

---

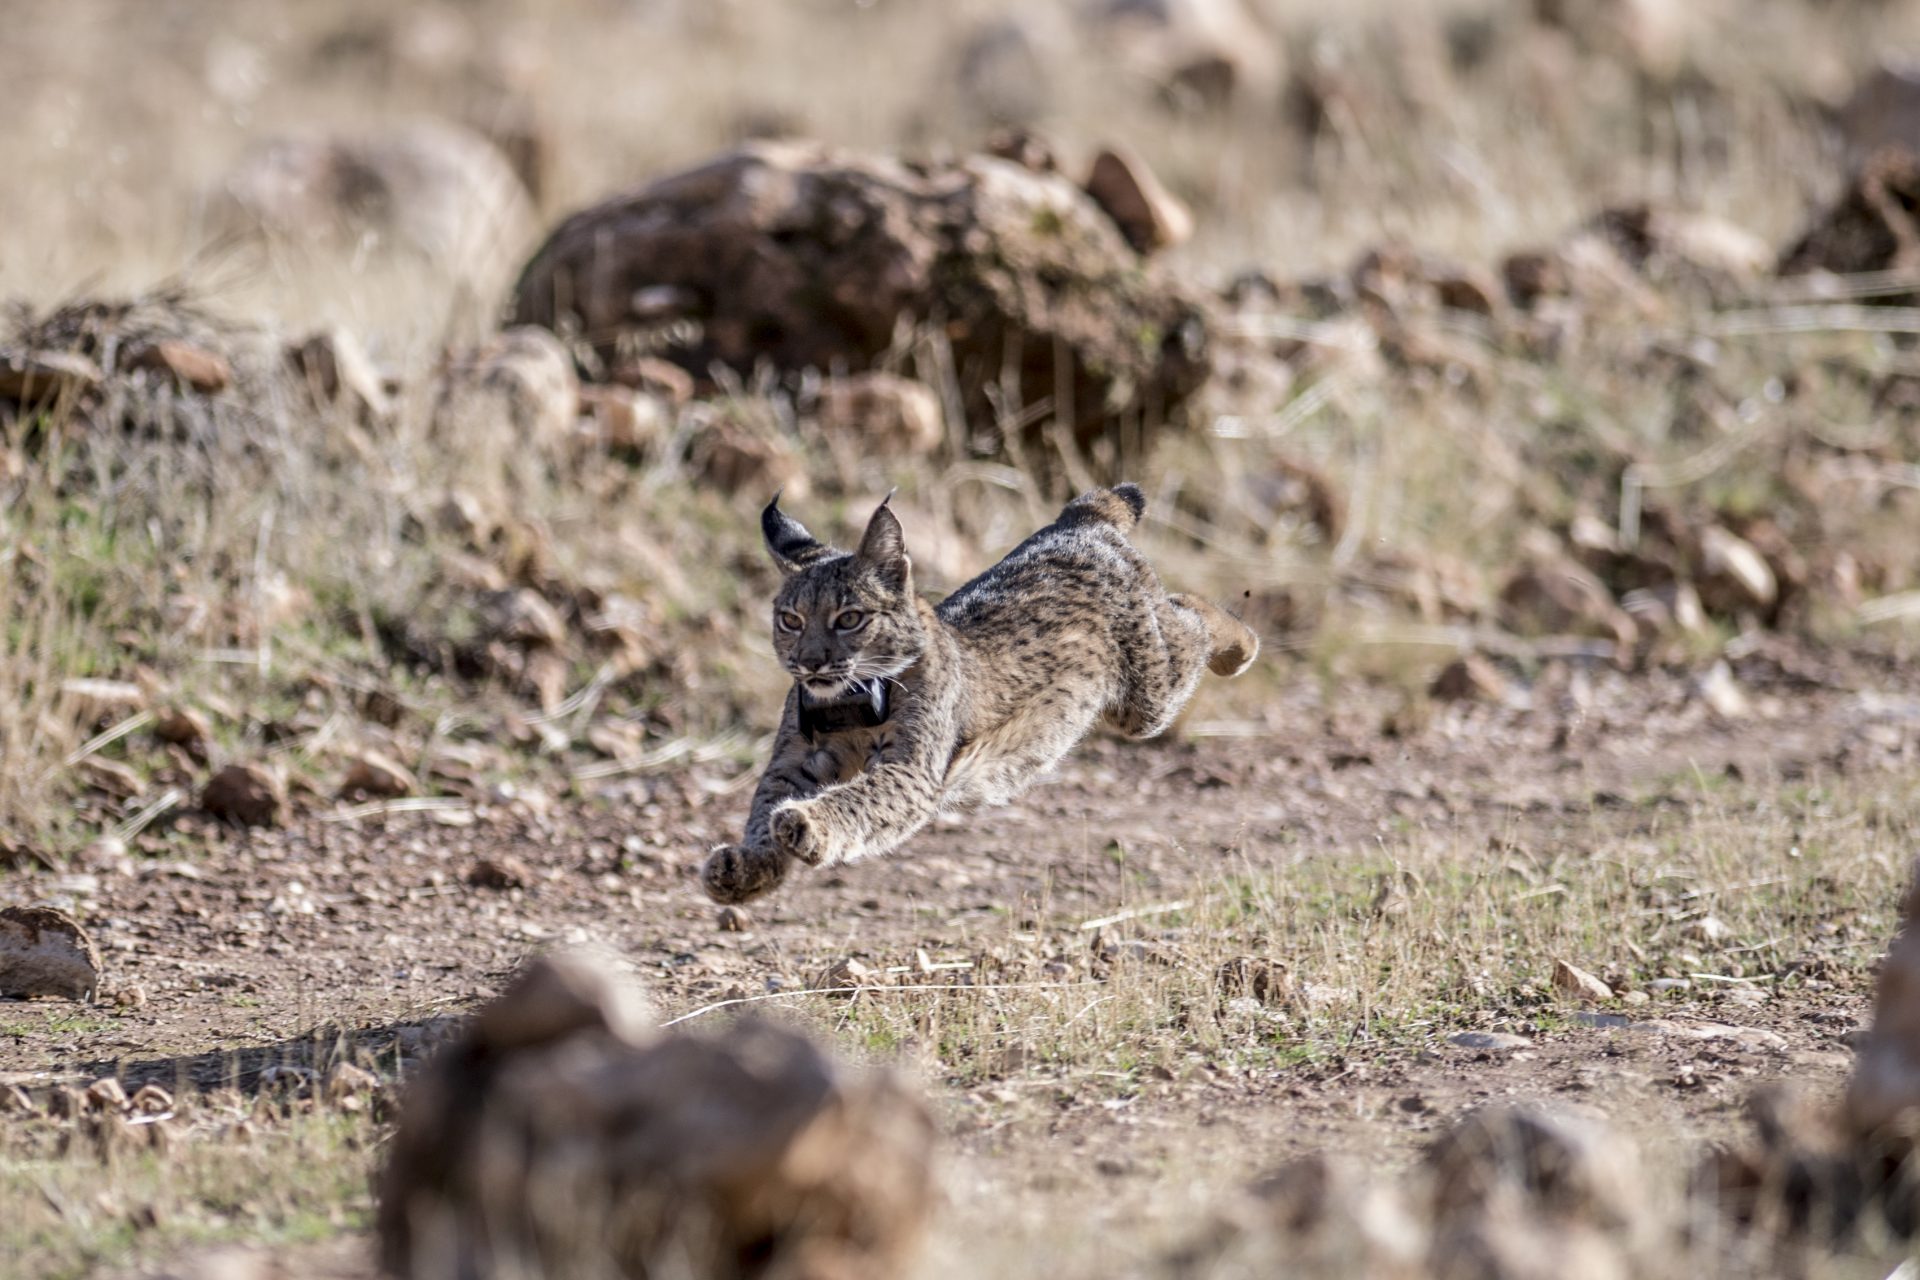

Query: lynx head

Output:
[760, 494, 923, 698]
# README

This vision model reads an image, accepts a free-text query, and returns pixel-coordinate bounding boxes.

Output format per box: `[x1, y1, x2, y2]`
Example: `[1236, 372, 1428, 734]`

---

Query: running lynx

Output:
[701, 484, 1258, 904]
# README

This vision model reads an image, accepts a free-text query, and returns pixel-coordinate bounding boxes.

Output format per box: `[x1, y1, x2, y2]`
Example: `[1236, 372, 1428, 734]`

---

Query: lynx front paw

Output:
[701, 843, 787, 904]
[771, 803, 831, 866]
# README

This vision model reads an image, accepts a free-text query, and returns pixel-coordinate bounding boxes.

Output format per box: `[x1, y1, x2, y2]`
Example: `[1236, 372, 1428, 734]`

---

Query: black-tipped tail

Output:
[1060, 484, 1147, 533]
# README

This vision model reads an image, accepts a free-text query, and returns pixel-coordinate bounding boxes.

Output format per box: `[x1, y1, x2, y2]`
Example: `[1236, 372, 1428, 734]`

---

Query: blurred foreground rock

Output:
[1171, 1104, 1648, 1279]
[0, 905, 102, 1001]
[1696, 862, 1920, 1243]
[1846, 873, 1920, 1152]
[1172, 867, 1920, 1275]
[379, 950, 937, 1280]
[510, 141, 1208, 463]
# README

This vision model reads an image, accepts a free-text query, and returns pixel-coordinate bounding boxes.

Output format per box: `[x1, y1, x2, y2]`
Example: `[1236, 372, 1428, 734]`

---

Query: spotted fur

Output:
[701, 484, 1258, 904]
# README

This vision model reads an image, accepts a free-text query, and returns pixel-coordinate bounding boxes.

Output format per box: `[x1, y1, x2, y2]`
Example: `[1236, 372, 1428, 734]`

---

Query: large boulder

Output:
[510, 142, 1209, 460]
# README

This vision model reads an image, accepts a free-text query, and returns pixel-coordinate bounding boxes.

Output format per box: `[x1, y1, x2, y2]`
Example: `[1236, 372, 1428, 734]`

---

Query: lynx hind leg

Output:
[1170, 593, 1259, 677]
[1103, 595, 1212, 739]
[701, 843, 789, 904]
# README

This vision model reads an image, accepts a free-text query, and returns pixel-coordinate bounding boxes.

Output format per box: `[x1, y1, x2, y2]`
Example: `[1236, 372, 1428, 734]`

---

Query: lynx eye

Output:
[777, 609, 804, 633]
[832, 609, 867, 632]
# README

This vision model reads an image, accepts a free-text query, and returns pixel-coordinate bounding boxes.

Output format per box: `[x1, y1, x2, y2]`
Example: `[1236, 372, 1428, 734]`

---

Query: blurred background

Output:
[4, 0, 1920, 848]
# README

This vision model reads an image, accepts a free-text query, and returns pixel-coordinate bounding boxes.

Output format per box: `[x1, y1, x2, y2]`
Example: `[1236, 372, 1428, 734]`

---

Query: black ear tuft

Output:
[762, 495, 831, 576]
[856, 500, 911, 593]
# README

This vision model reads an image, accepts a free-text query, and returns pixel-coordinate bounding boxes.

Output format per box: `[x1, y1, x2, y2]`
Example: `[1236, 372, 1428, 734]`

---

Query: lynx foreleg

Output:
[701, 697, 819, 904]
[769, 756, 946, 868]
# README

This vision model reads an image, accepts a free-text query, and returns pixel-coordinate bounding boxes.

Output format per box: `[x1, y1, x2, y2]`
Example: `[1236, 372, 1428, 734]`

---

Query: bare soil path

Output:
[7, 648, 1918, 1276]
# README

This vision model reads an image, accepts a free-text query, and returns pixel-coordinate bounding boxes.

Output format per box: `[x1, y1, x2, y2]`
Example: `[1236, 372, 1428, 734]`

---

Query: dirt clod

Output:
[1430, 654, 1512, 703]
[1216, 956, 1294, 1006]
[325, 1063, 380, 1104]
[128, 340, 232, 393]
[341, 750, 416, 800]
[1082, 145, 1193, 255]
[1551, 960, 1614, 1003]
[817, 372, 946, 456]
[287, 327, 392, 420]
[85, 1076, 128, 1113]
[465, 854, 534, 890]
[153, 705, 213, 752]
[200, 763, 288, 828]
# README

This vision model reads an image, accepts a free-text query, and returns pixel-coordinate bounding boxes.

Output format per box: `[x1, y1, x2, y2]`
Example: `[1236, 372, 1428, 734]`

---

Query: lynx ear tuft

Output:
[856, 500, 911, 593]
[762, 496, 832, 576]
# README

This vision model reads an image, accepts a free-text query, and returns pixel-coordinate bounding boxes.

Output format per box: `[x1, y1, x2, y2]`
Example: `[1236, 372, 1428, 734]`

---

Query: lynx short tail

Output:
[1058, 483, 1147, 534]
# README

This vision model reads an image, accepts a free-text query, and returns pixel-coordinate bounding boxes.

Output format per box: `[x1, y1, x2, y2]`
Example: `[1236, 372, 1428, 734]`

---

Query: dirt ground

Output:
[7, 641, 1914, 1277]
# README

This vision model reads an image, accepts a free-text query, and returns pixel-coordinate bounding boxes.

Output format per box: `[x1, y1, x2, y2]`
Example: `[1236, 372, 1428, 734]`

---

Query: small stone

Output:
[1448, 1031, 1532, 1051]
[76, 756, 144, 799]
[478, 588, 569, 650]
[325, 1063, 381, 1103]
[1217, 956, 1294, 1005]
[201, 762, 287, 827]
[1082, 146, 1193, 255]
[1697, 662, 1750, 720]
[579, 384, 671, 454]
[688, 417, 801, 497]
[0, 349, 102, 401]
[1687, 915, 1733, 944]
[128, 340, 231, 393]
[716, 906, 751, 934]
[822, 957, 877, 994]
[1429, 653, 1511, 703]
[0, 905, 103, 1000]
[433, 326, 578, 451]
[80, 835, 130, 870]
[1621, 990, 1651, 1006]
[153, 705, 213, 751]
[1648, 978, 1691, 994]
[1699, 526, 1777, 611]
[85, 1077, 129, 1113]
[288, 327, 392, 419]
[341, 750, 416, 800]
[109, 984, 148, 1010]
[817, 373, 945, 456]
[466, 855, 534, 890]
[1552, 959, 1614, 1003]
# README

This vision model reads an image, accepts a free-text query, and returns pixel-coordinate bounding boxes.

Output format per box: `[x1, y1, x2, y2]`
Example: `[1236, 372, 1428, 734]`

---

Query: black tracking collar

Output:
[797, 677, 890, 740]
